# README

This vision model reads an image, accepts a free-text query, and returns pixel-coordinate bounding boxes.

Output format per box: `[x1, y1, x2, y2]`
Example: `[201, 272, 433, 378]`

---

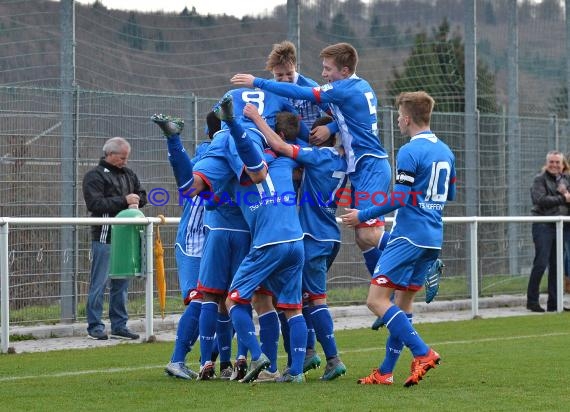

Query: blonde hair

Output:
[395, 91, 435, 126]
[265, 41, 297, 71]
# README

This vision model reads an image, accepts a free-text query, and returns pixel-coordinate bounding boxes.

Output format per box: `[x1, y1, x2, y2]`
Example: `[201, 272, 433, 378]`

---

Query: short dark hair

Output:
[275, 112, 300, 142]
[206, 111, 221, 139]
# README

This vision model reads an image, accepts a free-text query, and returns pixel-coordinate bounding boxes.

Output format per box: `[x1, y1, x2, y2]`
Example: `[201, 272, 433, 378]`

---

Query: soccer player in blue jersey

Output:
[265, 40, 323, 129]
[231, 42, 391, 283]
[156, 111, 220, 380]
[153, 112, 252, 381]
[341, 91, 456, 387]
[251, 42, 326, 381]
[195, 184, 252, 380]
[208, 95, 308, 383]
[156, 89, 308, 383]
[244, 104, 349, 381]
[197, 111, 301, 382]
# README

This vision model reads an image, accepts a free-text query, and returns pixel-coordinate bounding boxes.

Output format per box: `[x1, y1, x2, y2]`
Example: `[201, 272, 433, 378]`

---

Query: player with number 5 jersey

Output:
[231, 42, 391, 283]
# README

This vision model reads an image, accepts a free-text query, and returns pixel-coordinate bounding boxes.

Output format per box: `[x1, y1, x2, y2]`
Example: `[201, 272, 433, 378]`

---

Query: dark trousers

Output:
[527, 223, 567, 309]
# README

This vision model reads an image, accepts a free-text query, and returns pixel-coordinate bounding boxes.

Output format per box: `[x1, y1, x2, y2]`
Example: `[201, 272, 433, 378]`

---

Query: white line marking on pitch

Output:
[1, 331, 568, 382]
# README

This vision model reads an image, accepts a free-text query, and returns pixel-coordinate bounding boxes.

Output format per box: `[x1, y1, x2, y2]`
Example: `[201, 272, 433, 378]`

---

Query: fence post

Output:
[470, 219, 479, 318]
[1, 222, 10, 353]
[144, 222, 154, 339]
[186, 93, 197, 152]
[60, 0, 76, 323]
[507, 0, 521, 277]
[556, 219, 564, 313]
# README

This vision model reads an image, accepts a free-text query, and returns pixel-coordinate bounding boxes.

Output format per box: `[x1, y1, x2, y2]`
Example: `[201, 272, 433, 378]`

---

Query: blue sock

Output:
[383, 305, 428, 357]
[166, 134, 194, 191]
[210, 335, 219, 363]
[310, 304, 338, 359]
[230, 304, 262, 360]
[236, 333, 248, 359]
[258, 311, 280, 373]
[236, 305, 252, 359]
[363, 247, 381, 276]
[171, 300, 201, 362]
[380, 313, 412, 374]
[302, 305, 316, 350]
[216, 313, 233, 364]
[287, 314, 308, 376]
[278, 311, 291, 366]
[198, 301, 218, 366]
[227, 121, 264, 172]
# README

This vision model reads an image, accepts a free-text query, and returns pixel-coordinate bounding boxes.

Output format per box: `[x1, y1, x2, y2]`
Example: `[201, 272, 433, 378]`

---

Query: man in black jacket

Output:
[82, 137, 147, 340]
[527, 150, 570, 312]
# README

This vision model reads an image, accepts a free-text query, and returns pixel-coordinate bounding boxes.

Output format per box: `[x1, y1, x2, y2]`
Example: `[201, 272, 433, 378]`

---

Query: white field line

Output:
[1, 331, 568, 383]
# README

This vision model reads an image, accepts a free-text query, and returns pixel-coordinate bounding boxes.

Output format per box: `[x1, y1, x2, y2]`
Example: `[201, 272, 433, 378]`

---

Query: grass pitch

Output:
[1, 314, 568, 411]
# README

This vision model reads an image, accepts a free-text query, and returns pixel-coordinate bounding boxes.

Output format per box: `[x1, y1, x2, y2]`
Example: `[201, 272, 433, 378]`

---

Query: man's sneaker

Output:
[371, 316, 385, 330]
[164, 361, 198, 380]
[110, 329, 139, 340]
[425, 259, 444, 303]
[198, 362, 216, 381]
[303, 350, 322, 373]
[254, 369, 282, 382]
[151, 113, 184, 137]
[320, 357, 347, 381]
[213, 95, 234, 122]
[275, 372, 305, 383]
[404, 348, 441, 387]
[87, 330, 108, 340]
[239, 353, 270, 383]
[230, 358, 248, 381]
[220, 364, 234, 381]
[357, 369, 393, 385]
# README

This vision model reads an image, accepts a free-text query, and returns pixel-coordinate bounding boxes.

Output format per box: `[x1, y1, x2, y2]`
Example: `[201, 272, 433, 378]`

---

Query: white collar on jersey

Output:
[410, 130, 437, 142]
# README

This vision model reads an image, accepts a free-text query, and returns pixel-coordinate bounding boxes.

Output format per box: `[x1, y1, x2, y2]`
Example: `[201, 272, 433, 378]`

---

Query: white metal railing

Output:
[0, 216, 179, 354]
[1, 215, 568, 353]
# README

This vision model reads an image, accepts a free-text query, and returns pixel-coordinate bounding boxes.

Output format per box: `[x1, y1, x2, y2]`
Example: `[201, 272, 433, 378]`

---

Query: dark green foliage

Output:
[388, 19, 498, 113]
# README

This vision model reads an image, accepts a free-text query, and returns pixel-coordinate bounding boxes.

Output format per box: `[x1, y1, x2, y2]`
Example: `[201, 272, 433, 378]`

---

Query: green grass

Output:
[1, 314, 569, 411]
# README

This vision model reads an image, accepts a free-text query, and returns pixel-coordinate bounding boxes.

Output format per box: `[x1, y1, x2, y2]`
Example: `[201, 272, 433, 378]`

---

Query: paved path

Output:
[5, 294, 568, 354]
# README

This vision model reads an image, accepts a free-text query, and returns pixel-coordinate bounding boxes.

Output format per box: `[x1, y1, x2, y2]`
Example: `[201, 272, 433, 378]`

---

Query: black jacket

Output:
[82, 158, 147, 243]
[530, 170, 569, 217]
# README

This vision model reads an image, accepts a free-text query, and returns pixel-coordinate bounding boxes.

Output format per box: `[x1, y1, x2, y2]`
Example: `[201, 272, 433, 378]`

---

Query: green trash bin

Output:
[109, 208, 145, 278]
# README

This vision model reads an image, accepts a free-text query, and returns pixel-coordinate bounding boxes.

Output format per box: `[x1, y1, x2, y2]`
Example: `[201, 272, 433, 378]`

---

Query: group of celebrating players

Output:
[154, 40, 456, 386]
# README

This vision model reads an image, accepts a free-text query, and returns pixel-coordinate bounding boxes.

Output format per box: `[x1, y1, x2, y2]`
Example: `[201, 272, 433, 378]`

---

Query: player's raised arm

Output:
[233, 73, 319, 103]
[243, 103, 294, 158]
[230, 74, 255, 88]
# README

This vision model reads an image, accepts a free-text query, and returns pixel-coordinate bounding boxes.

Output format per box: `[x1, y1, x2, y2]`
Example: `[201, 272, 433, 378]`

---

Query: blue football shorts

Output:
[371, 238, 440, 291]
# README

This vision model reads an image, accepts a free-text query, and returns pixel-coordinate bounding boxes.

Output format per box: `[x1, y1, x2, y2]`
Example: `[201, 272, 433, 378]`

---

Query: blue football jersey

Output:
[233, 155, 304, 248]
[175, 197, 206, 256]
[292, 145, 347, 242]
[388, 132, 456, 248]
[175, 142, 211, 256]
[220, 87, 298, 132]
[293, 73, 323, 129]
[203, 181, 249, 232]
[253, 75, 388, 173]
